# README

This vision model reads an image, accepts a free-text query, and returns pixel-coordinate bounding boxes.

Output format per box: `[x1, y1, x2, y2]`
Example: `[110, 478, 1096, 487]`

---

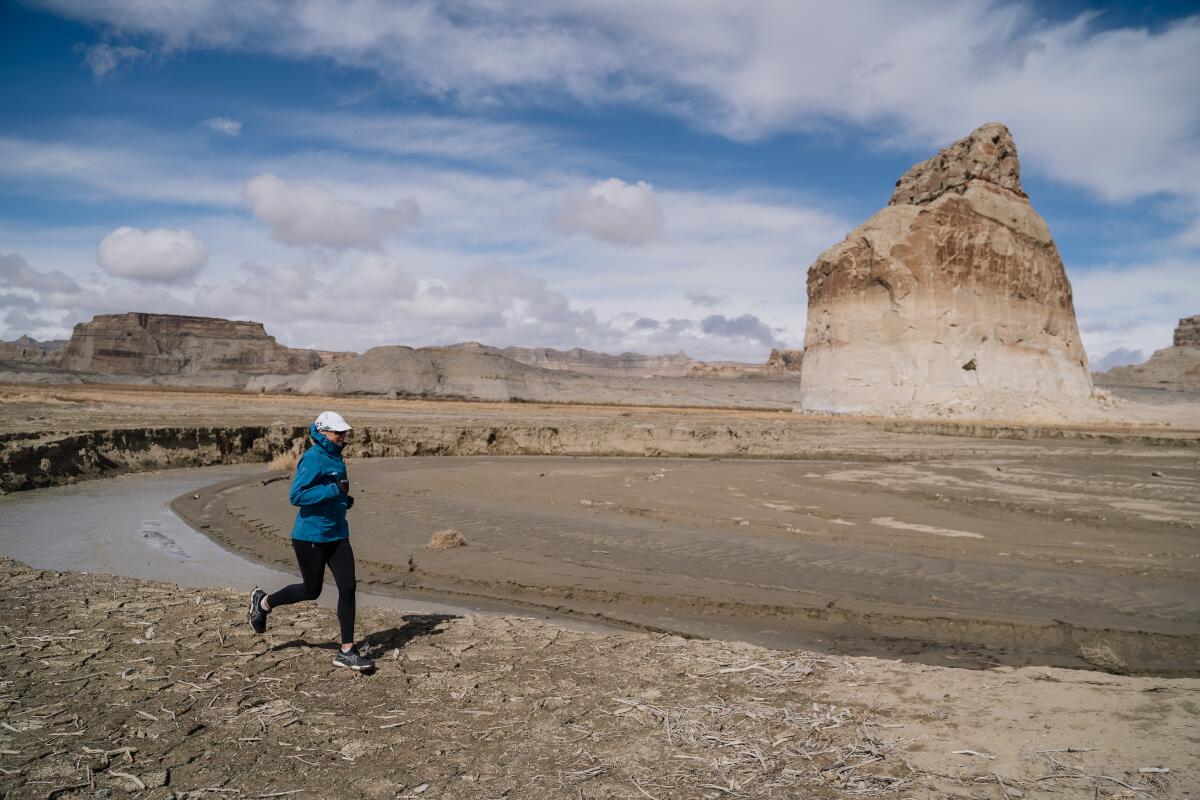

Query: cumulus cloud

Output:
[555, 178, 664, 247]
[96, 226, 208, 283]
[77, 42, 145, 78]
[204, 117, 242, 136]
[0, 252, 81, 295]
[686, 290, 729, 308]
[699, 313, 780, 348]
[243, 173, 420, 249]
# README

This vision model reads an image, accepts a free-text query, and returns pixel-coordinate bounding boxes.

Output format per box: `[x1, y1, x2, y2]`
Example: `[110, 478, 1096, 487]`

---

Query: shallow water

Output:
[0, 465, 582, 624]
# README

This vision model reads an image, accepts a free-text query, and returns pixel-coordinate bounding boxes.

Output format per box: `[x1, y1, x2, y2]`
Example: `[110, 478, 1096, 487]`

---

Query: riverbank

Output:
[3, 384, 1198, 494]
[0, 556, 1193, 799]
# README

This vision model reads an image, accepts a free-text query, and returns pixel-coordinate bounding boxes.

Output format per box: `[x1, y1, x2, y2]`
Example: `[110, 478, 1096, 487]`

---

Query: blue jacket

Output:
[289, 424, 350, 542]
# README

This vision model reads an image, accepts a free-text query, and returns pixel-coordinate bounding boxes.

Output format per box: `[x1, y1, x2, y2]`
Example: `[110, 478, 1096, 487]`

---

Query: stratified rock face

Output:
[766, 348, 804, 372]
[800, 123, 1094, 418]
[0, 336, 67, 368]
[1174, 316, 1200, 348]
[449, 342, 698, 378]
[1099, 316, 1200, 389]
[58, 313, 325, 378]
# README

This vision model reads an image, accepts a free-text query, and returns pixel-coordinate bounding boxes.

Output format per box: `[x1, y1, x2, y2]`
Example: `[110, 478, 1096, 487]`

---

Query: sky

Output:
[1, 1, 1198, 367]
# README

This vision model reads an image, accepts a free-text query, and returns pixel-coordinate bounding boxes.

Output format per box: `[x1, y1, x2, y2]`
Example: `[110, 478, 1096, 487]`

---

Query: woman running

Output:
[248, 411, 374, 671]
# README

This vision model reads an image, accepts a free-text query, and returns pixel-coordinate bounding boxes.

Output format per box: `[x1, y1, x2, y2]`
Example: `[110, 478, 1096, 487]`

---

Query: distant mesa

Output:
[0, 312, 805, 409]
[1095, 316, 1200, 390]
[245, 342, 803, 408]
[0, 312, 355, 389]
[448, 342, 698, 378]
[799, 123, 1096, 419]
[0, 335, 67, 369]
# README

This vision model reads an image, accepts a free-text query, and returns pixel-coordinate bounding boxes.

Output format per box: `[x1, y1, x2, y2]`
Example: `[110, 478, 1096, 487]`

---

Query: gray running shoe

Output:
[248, 588, 269, 634]
[334, 647, 375, 671]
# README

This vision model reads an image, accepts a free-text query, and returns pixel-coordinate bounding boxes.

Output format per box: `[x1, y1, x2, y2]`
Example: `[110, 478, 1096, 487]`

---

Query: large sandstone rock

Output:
[800, 123, 1095, 419]
[57, 313, 340, 383]
[1097, 316, 1200, 390]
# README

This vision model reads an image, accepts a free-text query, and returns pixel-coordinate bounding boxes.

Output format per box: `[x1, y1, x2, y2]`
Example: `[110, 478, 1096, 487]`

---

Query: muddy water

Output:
[0, 465, 612, 629]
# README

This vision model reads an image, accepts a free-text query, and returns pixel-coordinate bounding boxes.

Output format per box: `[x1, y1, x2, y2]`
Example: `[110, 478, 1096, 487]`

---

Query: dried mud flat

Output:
[1, 558, 1196, 800]
[3, 384, 1200, 798]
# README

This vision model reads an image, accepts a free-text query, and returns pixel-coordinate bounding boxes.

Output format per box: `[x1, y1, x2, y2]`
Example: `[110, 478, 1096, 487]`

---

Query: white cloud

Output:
[77, 42, 145, 78]
[204, 117, 242, 136]
[0, 135, 242, 207]
[0, 252, 81, 295]
[42, 2, 1200, 216]
[243, 173, 420, 249]
[1070, 257, 1200, 361]
[282, 112, 559, 165]
[555, 178, 664, 247]
[96, 226, 208, 283]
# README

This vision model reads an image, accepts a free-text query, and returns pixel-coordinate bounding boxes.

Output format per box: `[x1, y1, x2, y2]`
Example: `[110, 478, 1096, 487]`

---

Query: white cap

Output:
[315, 411, 352, 432]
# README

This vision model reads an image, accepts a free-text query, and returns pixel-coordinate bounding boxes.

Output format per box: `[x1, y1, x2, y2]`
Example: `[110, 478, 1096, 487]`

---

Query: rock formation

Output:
[1175, 315, 1200, 348]
[451, 342, 699, 378]
[245, 345, 805, 409]
[1096, 316, 1200, 390]
[766, 348, 804, 372]
[57, 313, 347, 385]
[0, 336, 66, 368]
[800, 123, 1095, 418]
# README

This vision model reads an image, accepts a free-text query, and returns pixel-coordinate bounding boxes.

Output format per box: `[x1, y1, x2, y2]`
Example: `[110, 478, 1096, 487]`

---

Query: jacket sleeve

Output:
[289, 452, 340, 507]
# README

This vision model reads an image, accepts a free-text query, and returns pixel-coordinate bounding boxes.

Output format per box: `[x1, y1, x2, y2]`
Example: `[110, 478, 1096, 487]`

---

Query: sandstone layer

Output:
[0, 335, 66, 368]
[766, 347, 804, 371]
[1098, 315, 1200, 389]
[800, 123, 1095, 419]
[244, 345, 804, 408]
[473, 342, 697, 377]
[57, 312, 352, 387]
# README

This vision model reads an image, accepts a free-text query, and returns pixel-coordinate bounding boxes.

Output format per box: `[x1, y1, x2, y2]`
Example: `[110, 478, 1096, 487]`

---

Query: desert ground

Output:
[1, 383, 1198, 798]
[1, 558, 1195, 800]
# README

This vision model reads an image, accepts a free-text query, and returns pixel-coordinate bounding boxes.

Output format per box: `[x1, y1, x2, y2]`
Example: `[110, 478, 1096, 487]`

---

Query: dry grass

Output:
[267, 449, 300, 471]
[427, 528, 467, 549]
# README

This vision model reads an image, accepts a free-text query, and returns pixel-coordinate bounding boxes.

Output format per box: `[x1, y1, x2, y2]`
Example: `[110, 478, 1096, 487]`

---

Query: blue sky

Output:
[1, 1, 1197, 366]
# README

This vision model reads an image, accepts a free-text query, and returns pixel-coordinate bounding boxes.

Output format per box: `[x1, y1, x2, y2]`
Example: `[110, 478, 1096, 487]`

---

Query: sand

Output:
[176, 453, 1199, 676]
[1, 557, 1195, 799]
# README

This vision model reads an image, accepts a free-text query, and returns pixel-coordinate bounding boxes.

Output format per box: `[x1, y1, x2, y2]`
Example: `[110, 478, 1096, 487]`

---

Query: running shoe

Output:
[248, 588, 269, 634]
[334, 647, 375, 671]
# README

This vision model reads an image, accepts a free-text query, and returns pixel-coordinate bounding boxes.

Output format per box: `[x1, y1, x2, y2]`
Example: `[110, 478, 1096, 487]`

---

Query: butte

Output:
[799, 123, 1096, 418]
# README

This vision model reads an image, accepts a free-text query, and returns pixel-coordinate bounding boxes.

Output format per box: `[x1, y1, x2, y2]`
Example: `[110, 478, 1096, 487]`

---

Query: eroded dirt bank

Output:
[1, 557, 1194, 800]
[176, 456, 1200, 677]
[3, 385, 1198, 494]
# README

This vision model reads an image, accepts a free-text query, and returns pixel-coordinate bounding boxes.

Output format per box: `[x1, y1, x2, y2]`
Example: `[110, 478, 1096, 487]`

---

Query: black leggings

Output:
[267, 538, 356, 644]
